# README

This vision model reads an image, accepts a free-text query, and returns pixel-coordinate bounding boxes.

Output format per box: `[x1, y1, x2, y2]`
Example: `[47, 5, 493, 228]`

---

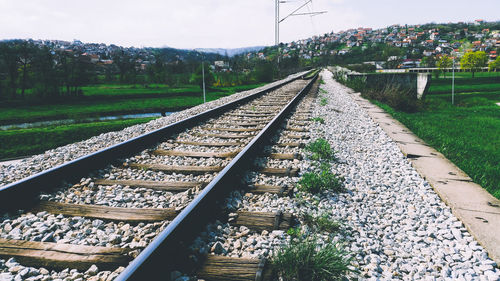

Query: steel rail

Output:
[0, 72, 309, 211]
[115, 74, 318, 281]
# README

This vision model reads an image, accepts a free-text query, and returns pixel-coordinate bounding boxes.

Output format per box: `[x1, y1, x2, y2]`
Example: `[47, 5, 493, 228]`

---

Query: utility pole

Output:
[275, 0, 280, 46]
[452, 56, 455, 105]
[202, 61, 206, 103]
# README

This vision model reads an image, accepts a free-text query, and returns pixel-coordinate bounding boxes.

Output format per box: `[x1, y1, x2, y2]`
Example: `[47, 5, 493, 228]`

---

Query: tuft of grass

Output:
[298, 163, 344, 194]
[272, 237, 353, 281]
[302, 213, 341, 233]
[310, 117, 325, 124]
[320, 97, 328, 106]
[286, 227, 302, 238]
[319, 79, 325, 84]
[305, 138, 335, 161]
[319, 88, 328, 94]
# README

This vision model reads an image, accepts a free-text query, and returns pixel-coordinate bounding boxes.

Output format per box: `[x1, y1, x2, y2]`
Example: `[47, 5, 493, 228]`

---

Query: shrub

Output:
[272, 237, 353, 281]
[362, 83, 421, 113]
[298, 164, 344, 194]
[305, 138, 335, 161]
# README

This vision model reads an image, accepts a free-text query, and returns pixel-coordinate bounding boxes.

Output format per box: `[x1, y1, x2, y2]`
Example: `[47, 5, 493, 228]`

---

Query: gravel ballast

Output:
[0, 75, 308, 281]
[318, 70, 500, 280]
[2, 70, 498, 280]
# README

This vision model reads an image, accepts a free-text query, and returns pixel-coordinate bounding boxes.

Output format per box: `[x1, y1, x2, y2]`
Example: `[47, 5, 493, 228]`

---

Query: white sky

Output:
[0, 0, 499, 49]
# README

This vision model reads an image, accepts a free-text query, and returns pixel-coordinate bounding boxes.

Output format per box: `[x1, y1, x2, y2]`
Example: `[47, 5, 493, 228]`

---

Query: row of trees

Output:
[436, 51, 500, 77]
[0, 40, 291, 102]
[0, 40, 94, 100]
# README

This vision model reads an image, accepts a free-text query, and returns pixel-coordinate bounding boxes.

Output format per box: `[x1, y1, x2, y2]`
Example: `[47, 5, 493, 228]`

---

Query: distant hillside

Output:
[194, 46, 266, 57]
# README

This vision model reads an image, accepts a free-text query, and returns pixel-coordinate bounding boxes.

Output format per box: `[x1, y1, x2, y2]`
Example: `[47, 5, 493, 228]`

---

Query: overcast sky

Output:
[0, 0, 499, 49]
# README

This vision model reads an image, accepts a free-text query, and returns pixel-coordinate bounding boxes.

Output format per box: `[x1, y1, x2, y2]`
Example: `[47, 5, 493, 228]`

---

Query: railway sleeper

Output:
[126, 163, 300, 177]
[284, 126, 309, 132]
[285, 134, 310, 140]
[195, 255, 272, 281]
[31, 201, 180, 222]
[0, 238, 132, 271]
[174, 141, 243, 147]
[199, 127, 262, 132]
[93, 180, 291, 197]
[31, 202, 295, 232]
[229, 210, 296, 232]
[192, 133, 255, 139]
[94, 179, 207, 192]
[151, 149, 302, 160]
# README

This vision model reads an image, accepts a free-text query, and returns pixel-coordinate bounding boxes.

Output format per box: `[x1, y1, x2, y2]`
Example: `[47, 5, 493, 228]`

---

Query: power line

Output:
[274, 0, 326, 45]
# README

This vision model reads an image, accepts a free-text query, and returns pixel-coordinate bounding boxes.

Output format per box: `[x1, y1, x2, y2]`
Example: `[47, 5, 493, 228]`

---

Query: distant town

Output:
[3, 19, 497, 74]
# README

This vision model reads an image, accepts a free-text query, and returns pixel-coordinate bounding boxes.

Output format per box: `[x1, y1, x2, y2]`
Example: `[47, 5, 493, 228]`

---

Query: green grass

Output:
[272, 237, 352, 281]
[428, 76, 500, 95]
[298, 163, 344, 194]
[304, 69, 321, 79]
[305, 138, 335, 161]
[0, 84, 265, 125]
[375, 83, 500, 198]
[310, 117, 325, 124]
[0, 118, 155, 159]
[302, 213, 341, 233]
[81, 84, 199, 97]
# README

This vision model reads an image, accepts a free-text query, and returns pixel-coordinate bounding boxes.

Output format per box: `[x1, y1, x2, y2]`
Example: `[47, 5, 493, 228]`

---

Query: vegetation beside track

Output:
[0, 83, 265, 125]
[374, 74, 500, 199]
[0, 83, 264, 160]
[0, 117, 155, 159]
[272, 137, 353, 280]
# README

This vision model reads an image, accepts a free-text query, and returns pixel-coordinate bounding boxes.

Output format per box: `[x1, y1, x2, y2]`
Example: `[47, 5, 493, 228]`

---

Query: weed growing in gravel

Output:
[302, 213, 341, 233]
[272, 237, 353, 281]
[310, 117, 325, 124]
[298, 164, 344, 194]
[305, 138, 335, 161]
[319, 88, 328, 94]
[319, 79, 325, 84]
[287, 227, 302, 238]
[320, 97, 328, 106]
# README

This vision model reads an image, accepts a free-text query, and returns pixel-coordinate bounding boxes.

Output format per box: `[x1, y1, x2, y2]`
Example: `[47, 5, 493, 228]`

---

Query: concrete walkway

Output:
[351, 93, 500, 266]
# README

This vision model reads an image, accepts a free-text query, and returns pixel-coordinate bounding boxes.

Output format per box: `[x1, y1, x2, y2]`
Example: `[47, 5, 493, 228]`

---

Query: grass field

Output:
[0, 117, 156, 159]
[0, 83, 265, 159]
[375, 74, 500, 198]
[0, 83, 265, 125]
[429, 73, 500, 95]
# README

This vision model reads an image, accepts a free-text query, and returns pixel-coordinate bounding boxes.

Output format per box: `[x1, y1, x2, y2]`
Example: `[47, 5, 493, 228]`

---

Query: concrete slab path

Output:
[352, 93, 500, 266]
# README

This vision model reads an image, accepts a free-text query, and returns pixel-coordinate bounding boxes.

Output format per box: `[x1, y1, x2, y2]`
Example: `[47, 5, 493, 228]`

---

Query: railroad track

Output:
[0, 72, 319, 281]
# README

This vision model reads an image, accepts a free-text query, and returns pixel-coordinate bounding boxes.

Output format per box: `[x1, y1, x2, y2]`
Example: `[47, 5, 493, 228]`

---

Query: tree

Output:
[421, 56, 436, 67]
[112, 51, 136, 83]
[488, 56, 500, 72]
[437, 55, 452, 78]
[189, 62, 215, 89]
[253, 60, 275, 82]
[460, 51, 488, 77]
[32, 46, 61, 98]
[18, 41, 36, 98]
[0, 41, 20, 98]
